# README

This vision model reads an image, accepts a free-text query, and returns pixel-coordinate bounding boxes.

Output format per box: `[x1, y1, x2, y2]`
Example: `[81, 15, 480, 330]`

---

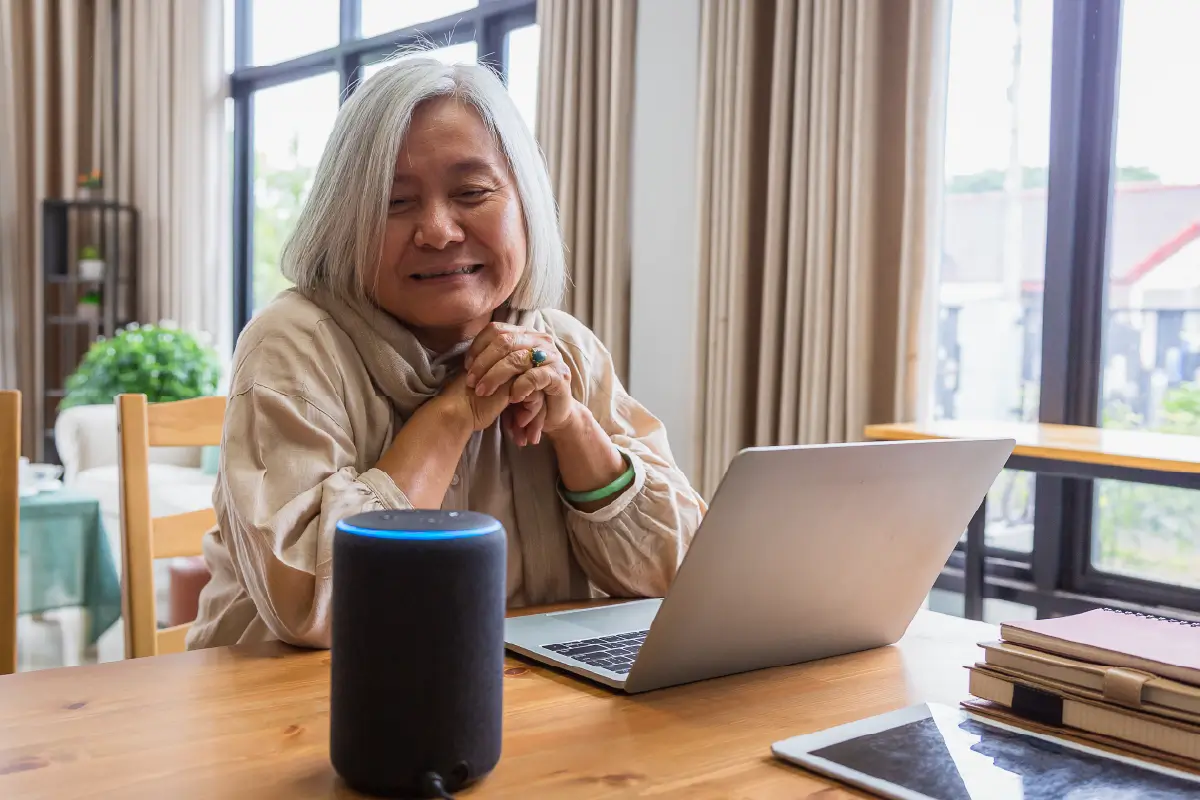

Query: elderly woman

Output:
[187, 59, 705, 649]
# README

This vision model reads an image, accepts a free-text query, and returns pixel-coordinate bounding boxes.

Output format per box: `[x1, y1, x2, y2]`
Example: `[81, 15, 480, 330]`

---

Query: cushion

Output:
[200, 446, 220, 475]
[74, 464, 217, 560]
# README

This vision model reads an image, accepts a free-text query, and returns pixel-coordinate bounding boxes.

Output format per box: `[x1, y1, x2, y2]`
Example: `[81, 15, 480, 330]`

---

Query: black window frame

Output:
[938, 0, 1200, 619]
[228, 0, 538, 334]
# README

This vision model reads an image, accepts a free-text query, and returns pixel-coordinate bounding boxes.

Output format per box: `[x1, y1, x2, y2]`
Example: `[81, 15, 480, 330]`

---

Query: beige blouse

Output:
[186, 291, 705, 650]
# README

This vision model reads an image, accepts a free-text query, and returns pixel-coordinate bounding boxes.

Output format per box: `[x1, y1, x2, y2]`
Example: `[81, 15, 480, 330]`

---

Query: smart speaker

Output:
[330, 509, 506, 798]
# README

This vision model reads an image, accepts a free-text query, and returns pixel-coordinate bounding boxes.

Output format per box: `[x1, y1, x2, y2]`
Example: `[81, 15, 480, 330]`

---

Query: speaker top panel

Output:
[336, 509, 502, 540]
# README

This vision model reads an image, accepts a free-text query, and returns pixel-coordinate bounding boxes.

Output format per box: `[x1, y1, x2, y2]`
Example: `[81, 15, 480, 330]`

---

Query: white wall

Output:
[628, 0, 703, 479]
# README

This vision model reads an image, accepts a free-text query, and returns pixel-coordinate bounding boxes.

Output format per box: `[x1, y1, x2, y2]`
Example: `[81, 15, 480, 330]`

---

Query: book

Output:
[1000, 608, 1200, 687]
[980, 640, 1200, 720]
[968, 666, 1200, 762]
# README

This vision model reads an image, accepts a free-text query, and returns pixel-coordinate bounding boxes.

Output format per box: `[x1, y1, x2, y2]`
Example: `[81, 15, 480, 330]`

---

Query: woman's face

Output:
[370, 97, 528, 347]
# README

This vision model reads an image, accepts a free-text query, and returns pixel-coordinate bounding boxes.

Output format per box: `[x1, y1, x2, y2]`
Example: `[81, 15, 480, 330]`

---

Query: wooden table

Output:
[865, 420, 1200, 619]
[0, 609, 993, 799]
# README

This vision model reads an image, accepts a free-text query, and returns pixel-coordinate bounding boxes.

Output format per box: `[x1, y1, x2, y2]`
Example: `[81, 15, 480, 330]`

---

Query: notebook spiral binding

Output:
[1104, 608, 1200, 628]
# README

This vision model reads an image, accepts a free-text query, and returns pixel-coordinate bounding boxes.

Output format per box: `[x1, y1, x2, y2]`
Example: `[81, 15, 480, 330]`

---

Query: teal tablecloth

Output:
[18, 489, 122, 644]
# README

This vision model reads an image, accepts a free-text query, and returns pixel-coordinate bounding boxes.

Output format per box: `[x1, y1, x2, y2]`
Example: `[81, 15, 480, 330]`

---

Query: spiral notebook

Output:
[1000, 609, 1200, 688]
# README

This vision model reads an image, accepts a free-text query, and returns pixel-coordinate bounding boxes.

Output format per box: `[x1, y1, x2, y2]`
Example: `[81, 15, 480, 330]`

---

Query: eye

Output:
[458, 188, 491, 201]
[389, 197, 415, 211]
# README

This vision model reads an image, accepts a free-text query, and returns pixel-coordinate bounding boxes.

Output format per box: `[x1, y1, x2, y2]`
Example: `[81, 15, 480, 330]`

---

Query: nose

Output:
[413, 199, 465, 249]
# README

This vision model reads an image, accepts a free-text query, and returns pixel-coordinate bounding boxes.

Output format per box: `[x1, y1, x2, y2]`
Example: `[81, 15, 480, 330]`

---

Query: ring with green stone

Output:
[530, 348, 548, 367]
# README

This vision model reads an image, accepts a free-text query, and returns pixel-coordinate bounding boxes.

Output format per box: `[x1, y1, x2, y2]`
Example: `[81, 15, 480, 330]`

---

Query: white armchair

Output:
[55, 403, 203, 480]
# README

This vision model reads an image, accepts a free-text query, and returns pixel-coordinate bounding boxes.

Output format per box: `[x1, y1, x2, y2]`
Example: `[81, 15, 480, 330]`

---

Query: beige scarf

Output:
[305, 288, 590, 605]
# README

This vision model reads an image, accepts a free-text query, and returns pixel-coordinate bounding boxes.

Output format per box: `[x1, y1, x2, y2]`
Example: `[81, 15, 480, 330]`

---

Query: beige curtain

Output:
[117, 0, 227, 341]
[0, 0, 225, 458]
[694, 0, 949, 495]
[0, 0, 109, 457]
[536, 0, 636, 380]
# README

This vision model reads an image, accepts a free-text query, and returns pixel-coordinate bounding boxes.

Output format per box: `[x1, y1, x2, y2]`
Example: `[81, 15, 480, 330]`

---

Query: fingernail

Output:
[465, 374, 476, 388]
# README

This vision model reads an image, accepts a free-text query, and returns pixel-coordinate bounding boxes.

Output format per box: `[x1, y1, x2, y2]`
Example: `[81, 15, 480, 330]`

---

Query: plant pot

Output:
[77, 302, 101, 322]
[79, 259, 106, 281]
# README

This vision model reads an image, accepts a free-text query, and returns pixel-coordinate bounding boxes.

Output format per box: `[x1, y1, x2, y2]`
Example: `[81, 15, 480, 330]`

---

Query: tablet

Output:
[771, 703, 1200, 800]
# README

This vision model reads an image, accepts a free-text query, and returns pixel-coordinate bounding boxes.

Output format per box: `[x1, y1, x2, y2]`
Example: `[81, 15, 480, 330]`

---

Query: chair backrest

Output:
[0, 391, 19, 675]
[117, 394, 226, 659]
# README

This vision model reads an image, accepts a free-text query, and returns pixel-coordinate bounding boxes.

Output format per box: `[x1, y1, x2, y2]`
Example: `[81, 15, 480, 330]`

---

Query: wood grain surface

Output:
[865, 420, 1200, 474]
[0, 609, 995, 799]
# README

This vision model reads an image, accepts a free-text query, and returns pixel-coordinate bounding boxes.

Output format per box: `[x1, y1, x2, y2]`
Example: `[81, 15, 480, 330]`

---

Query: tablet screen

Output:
[795, 705, 1200, 800]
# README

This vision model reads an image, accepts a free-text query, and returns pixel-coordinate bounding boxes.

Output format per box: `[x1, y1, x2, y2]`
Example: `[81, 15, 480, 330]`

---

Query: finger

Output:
[464, 322, 511, 370]
[467, 330, 550, 391]
[501, 405, 517, 439]
[515, 393, 543, 428]
[525, 404, 548, 447]
[474, 345, 540, 397]
[510, 364, 567, 404]
[465, 323, 529, 377]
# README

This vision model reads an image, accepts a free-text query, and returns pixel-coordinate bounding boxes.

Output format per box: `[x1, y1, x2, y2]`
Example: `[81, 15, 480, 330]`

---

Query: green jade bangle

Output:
[561, 456, 635, 504]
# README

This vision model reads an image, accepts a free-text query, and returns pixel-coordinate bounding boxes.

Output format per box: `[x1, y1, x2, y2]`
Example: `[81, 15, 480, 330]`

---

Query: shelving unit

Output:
[40, 199, 139, 462]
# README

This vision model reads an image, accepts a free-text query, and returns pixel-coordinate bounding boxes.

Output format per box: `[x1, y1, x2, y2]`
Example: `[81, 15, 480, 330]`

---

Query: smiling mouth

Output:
[411, 264, 483, 280]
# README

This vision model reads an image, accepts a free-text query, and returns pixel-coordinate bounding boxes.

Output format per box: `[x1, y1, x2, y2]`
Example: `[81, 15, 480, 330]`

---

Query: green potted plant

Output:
[77, 169, 103, 200]
[77, 290, 101, 322]
[79, 244, 105, 281]
[60, 322, 221, 410]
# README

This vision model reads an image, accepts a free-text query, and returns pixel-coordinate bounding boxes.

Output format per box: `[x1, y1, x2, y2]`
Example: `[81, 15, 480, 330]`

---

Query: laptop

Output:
[504, 437, 1014, 693]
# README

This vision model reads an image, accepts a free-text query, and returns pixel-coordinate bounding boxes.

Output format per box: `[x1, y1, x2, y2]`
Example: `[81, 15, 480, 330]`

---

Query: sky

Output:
[945, 0, 1200, 185]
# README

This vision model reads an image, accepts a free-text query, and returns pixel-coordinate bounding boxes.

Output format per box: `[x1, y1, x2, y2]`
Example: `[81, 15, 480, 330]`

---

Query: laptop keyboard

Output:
[542, 630, 648, 675]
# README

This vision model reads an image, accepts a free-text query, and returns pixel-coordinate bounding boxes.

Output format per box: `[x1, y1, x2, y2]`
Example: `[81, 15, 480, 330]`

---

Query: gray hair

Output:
[281, 57, 565, 310]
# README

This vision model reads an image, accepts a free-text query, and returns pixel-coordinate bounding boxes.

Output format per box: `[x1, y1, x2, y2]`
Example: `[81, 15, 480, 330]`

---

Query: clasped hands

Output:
[440, 322, 575, 446]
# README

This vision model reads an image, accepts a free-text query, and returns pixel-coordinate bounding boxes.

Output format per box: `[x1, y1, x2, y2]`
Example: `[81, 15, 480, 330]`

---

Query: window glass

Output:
[935, 0, 1054, 552]
[251, 0, 339, 65]
[362, 41, 478, 82]
[506, 24, 540, 132]
[251, 73, 341, 312]
[361, 0, 477, 39]
[1094, 0, 1200, 588]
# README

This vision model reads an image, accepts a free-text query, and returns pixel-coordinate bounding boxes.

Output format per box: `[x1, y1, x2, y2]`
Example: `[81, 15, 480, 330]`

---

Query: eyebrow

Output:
[393, 158, 501, 182]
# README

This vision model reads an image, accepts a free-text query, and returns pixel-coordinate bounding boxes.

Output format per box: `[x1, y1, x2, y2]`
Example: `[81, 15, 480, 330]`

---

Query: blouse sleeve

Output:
[215, 339, 411, 649]
[554, 323, 707, 599]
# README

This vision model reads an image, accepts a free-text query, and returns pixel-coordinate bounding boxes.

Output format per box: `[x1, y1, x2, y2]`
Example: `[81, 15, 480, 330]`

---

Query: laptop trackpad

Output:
[549, 599, 661, 636]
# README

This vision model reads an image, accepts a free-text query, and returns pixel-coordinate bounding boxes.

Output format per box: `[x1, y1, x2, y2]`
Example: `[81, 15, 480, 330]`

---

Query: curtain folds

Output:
[0, 0, 226, 458]
[694, 0, 950, 495]
[537, 0, 636, 380]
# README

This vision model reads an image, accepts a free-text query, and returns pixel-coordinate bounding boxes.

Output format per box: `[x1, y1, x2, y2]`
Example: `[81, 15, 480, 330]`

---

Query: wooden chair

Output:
[116, 394, 225, 659]
[0, 391, 19, 674]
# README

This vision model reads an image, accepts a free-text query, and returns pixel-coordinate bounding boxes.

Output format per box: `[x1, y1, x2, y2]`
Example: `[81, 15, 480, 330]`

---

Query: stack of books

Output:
[964, 608, 1200, 772]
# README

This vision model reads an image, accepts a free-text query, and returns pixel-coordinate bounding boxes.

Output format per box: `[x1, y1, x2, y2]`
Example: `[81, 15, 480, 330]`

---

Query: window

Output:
[228, 0, 538, 330]
[361, 0, 478, 39]
[929, 0, 1200, 616]
[505, 23, 540, 133]
[251, 0, 339, 65]
[936, 0, 1054, 555]
[362, 41, 478, 81]
[251, 73, 340, 311]
[1095, 0, 1200, 589]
